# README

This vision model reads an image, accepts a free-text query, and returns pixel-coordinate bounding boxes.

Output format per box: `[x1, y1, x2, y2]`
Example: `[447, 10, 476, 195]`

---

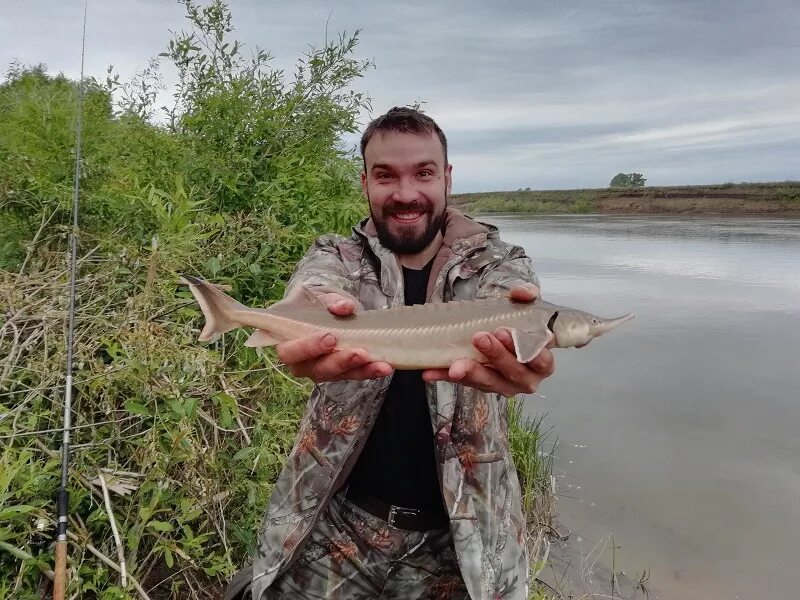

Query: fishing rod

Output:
[54, 1, 88, 598]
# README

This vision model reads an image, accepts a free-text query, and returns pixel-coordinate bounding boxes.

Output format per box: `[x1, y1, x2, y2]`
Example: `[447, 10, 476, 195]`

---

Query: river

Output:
[480, 215, 800, 600]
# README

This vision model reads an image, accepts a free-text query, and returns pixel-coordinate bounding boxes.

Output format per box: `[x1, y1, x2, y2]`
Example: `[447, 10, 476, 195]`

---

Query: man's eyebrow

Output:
[370, 161, 439, 171]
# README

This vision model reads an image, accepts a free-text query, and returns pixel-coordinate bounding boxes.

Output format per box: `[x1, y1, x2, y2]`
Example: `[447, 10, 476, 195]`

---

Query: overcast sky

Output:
[2, 0, 798, 192]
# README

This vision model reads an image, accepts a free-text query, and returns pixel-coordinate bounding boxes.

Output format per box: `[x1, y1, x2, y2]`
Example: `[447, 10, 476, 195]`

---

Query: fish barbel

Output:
[180, 275, 634, 369]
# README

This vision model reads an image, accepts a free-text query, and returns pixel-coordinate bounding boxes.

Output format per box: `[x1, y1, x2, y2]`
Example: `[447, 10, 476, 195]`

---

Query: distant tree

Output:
[609, 172, 646, 188]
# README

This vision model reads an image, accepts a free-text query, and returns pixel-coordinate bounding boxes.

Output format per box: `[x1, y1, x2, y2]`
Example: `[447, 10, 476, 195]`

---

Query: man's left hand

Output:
[421, 284, 555, 397]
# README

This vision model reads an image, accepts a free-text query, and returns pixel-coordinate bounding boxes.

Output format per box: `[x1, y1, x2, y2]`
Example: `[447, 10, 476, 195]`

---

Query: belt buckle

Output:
[387, 504, 420, 529]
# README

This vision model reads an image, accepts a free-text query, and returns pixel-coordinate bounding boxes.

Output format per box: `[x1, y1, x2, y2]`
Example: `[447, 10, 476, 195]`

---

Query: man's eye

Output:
[377, 173, 392, 180]
[419, 170, 432, 177]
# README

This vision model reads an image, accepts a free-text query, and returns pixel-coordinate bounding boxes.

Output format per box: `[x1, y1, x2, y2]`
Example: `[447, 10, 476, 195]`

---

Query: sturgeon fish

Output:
[180, 275, 634, 369]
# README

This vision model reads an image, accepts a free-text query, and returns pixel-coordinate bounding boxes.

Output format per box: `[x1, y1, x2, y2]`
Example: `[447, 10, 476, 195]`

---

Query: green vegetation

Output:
[0, 2, 554, 598]
[452, 181, 800, 216]
[609, 172, 646, 188]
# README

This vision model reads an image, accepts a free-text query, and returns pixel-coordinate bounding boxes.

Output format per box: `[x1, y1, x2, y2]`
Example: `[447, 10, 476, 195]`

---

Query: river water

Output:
[481, 215, 800, 600]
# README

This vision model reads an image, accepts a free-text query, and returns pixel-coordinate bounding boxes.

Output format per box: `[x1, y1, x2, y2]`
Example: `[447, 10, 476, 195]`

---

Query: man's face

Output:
[361, 131, 452, 255]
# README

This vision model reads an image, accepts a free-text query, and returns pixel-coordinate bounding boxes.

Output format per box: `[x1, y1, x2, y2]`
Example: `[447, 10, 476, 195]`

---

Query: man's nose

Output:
[392, 177, 420, 202]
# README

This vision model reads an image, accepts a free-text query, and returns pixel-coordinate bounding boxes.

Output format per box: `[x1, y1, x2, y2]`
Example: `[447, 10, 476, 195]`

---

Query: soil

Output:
[594, 195, 800, 216]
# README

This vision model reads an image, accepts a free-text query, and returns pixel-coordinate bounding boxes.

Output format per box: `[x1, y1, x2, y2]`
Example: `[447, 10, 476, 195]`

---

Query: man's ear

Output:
[445, 164, 453, 196]
[360, 170, 368, 197]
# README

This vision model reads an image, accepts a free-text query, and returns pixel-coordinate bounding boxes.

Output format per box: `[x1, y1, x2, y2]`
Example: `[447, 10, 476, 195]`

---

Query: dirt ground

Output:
[595, 195, 800, 215]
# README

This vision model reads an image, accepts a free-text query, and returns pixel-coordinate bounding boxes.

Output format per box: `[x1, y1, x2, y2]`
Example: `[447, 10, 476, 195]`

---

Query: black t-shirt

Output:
[345, 260, 448, 519]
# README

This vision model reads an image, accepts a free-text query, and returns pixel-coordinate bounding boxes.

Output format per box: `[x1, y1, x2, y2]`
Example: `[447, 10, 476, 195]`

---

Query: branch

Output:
[97, 472, 128, 587]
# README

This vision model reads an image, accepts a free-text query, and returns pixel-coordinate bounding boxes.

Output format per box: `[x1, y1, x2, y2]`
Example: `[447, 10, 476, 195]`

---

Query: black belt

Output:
[344, 488, 448, 531]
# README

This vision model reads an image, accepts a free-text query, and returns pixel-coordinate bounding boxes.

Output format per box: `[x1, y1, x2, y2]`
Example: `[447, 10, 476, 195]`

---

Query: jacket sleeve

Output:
[474, 244, 540, 300]
[284, 234, 359, 303]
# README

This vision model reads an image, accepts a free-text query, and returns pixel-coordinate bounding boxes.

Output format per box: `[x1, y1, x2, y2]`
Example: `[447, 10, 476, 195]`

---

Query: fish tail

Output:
[180, 275, 246, 342]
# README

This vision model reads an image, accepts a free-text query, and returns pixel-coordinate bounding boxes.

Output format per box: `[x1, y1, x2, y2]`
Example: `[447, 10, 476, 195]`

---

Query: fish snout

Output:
[592, 313, 635, 337]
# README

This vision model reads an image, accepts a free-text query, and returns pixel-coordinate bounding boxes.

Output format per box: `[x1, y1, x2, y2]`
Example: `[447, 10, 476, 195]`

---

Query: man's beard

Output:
[370, 197, 446, 255]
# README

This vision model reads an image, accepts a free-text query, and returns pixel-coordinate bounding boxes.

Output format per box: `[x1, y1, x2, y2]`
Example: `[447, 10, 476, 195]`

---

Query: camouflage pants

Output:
[263, 490, 469, 600]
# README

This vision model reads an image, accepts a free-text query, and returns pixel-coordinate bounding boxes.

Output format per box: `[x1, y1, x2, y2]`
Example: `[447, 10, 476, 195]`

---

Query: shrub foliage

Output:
[1, 2, 370, 597]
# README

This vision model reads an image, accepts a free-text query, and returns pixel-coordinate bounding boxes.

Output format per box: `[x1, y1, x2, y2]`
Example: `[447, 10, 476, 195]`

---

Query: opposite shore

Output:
[451, 181, 800, 216]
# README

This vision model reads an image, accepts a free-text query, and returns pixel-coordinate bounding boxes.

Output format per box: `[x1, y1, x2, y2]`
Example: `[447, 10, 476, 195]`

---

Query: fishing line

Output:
[54, 1, 88, 598]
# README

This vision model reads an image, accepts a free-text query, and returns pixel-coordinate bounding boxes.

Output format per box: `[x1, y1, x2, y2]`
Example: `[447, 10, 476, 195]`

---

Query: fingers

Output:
[495, 328, 555, 376]
[423, 330, 556, 397]
[426, 359, 520, 397]
[526, 347, 555, 377]
[330, 361, 394, 382]
[472, 332, 535, 387]
[508, 283, 540, 303]
[276, 332, 338, 365]
[318, 292, 357, 317]
[276, 332, 392, 382]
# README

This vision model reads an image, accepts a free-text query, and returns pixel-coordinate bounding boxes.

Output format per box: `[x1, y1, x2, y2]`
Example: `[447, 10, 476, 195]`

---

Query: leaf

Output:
[163, 545, 174, 568]
[148, 520, 174, 533]
[124, 402, 151, 417]
[205, 256, 221, 277]
[213, 392, 237, 428]
[0, 540, 31, 561]
[184, 397, 198, 420]
[0, 505, 36, 520]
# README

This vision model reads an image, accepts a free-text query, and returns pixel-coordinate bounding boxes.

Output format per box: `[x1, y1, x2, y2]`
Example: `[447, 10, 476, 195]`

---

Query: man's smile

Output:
[390, 210, 425, 223]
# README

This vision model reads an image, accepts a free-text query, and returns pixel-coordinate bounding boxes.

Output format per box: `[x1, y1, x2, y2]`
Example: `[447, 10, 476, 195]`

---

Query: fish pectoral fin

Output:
[244, 329, 284, 347]
[507, 328, 554, 363]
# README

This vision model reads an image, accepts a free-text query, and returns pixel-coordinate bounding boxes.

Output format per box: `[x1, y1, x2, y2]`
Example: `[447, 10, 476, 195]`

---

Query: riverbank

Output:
[452, 181, 800, 216]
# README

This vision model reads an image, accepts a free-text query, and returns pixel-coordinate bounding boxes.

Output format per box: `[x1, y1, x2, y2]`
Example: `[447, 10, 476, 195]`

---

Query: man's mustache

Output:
[383, 201, 431, 216]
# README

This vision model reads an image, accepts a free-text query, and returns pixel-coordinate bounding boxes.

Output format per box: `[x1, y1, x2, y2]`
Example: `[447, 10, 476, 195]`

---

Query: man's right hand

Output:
[275, 293, 394, 383]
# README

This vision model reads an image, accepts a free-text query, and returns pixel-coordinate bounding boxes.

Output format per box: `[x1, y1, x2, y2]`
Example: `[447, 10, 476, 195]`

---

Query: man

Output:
[250, 107, 555, 600]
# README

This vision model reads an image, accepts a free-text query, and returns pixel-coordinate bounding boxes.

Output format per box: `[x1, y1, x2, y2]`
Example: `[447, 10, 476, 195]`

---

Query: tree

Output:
[609, 172, 646, 188]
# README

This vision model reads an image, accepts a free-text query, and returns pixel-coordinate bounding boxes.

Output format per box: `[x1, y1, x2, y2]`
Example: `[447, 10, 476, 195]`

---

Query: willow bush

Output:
[0, 2, 554, 598]
[1, 1, 369, 597]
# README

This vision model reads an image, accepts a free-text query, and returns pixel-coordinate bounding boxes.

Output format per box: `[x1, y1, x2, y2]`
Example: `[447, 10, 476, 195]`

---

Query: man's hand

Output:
[421, 284, 556, 396]
[275, 292, 393, 383]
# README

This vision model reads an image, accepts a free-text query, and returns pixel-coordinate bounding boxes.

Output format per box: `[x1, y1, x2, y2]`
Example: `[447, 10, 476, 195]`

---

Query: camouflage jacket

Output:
[252, 208, 540, 600]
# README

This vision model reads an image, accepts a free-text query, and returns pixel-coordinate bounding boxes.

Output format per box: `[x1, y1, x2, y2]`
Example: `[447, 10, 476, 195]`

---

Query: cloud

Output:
[2, 0, 797, 191]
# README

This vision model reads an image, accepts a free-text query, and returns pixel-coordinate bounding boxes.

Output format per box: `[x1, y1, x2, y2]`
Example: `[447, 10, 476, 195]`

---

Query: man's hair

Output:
[360, 107, 448, 166]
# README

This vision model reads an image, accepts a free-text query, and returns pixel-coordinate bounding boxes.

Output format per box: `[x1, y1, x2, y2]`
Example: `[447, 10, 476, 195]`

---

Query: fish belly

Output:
[337, 327, 485, 369]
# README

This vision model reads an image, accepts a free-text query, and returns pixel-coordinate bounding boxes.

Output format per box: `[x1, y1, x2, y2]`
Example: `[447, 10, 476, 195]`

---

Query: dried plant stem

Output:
[67, 531, 151, 600]
[97, 472, 128, 587]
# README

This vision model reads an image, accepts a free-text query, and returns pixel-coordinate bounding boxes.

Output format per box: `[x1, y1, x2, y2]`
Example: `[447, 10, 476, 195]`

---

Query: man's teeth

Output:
[394, 212, 422, 221]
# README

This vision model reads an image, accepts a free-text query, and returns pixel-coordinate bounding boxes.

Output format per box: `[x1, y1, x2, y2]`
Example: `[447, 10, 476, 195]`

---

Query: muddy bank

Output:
[595, 194, 800, 215]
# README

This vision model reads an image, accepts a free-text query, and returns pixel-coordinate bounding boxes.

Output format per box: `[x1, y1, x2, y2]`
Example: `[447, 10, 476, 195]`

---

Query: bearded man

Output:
[247, 107, 555, 600]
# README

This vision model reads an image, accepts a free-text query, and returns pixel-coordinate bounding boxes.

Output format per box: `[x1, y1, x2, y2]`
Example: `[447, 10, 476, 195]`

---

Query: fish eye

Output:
[591, 318, 598, 324]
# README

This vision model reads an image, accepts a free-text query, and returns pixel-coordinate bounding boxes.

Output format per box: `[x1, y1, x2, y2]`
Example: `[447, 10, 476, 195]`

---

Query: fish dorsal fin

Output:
[269, 286, 327, 312]
[506, 327, 554, 363]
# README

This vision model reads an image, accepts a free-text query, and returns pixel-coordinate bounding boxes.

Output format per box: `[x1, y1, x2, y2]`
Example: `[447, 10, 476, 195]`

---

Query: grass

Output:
[506, 398, 557, 599]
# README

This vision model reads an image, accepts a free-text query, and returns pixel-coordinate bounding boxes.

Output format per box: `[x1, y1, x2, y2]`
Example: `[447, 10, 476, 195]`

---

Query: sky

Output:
[1, 0, 798, 192]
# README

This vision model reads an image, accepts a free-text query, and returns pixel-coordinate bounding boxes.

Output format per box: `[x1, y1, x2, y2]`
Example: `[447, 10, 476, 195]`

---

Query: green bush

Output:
[0, 1, 370, 596]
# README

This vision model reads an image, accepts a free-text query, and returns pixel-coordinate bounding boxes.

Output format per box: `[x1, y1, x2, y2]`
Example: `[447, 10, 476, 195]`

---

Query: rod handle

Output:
[53, 539, 67, 600]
